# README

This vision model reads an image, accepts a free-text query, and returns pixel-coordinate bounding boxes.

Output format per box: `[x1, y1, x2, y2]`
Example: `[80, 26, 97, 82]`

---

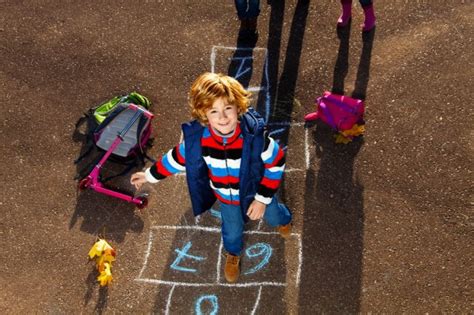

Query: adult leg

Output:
[359, 0, 372, 6]
[246, 0, 260, 31]
[247, 0, 260, 18]
[234, 0, 249, 20]
[359, 0, 376, 32]
[338, 0, 353, 27]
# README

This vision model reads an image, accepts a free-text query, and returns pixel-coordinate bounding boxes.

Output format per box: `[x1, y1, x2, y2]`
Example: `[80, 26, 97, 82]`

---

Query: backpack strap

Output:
[240, 107, 265, 136]
[73, 111, 99, 164]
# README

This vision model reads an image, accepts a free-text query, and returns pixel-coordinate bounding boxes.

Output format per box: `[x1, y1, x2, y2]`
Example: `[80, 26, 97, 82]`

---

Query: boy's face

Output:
[205, 97, 239, 135]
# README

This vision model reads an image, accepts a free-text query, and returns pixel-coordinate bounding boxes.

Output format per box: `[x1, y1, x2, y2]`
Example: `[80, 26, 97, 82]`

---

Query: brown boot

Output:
[224, 254, 240, 283]
[277, 223, 292, 239]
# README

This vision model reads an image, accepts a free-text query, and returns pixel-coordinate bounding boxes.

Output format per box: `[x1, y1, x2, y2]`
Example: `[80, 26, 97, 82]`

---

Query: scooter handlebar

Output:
[128, 103, 154, 119]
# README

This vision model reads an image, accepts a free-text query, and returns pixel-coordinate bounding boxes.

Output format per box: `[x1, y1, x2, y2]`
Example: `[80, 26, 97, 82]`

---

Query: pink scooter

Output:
[78, 104, 153, 209]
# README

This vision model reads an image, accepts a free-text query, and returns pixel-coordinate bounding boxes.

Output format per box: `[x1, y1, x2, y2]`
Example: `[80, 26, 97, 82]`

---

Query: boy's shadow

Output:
[70, 116, 144, 244]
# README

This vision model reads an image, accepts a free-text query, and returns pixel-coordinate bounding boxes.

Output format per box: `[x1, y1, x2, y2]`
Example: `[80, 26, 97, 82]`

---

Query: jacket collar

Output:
[208, 123, 242, 145]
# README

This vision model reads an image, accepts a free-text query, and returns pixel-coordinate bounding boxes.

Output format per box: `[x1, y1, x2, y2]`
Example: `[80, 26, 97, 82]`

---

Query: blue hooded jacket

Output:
[181, 108, 265, 220]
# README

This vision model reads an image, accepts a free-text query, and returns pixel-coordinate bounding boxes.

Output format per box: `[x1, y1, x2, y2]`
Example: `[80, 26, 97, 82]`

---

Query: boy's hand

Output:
[246, 200, 266, 220]
[130, 172, 147, 190]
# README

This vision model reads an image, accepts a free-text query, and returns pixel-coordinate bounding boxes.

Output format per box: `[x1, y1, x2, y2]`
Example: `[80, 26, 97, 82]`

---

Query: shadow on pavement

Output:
[264, 0, 310, 135]
[353, 28, 375, 100]
[255, 0, 284, 119]
[332, 22, 376, 100]
[300, 123, 364, 313]
[84, 268, 109, 314]
[298, 22, 374, 313]
[228, 24, 259, 89]
[70, 118, 144, 243]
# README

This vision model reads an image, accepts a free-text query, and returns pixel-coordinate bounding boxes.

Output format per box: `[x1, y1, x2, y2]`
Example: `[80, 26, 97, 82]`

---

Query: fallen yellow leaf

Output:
[97, 262, 113, 286]
[88, 239, 114, 259]
[88, 239, 106, 259]
[88, 239, 116, 286]
[335, 133, 351, 144]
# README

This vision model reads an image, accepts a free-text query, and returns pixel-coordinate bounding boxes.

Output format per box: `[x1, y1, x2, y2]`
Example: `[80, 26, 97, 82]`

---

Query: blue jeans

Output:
[219, 197, 292, 255]
[234, 0, 260, 19]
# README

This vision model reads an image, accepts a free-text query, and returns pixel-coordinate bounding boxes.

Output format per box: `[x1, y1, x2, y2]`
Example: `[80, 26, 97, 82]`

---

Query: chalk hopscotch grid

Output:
[164, 284, 263, 315]
[135, 45, 305, 289]
[211, 45, 272, 125]
[135, 225, 302, 288]
[140, 45, 307, 314]
[210, 45, 269, 92]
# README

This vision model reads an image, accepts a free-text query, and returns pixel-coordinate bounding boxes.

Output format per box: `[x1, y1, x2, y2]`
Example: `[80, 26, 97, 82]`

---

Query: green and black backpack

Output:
[74, 92, 154, 181]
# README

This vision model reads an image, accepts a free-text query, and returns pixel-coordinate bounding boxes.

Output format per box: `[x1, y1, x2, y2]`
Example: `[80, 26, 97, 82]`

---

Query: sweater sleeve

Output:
[145, 142, 186, 183]
[254, 135, 285, 204]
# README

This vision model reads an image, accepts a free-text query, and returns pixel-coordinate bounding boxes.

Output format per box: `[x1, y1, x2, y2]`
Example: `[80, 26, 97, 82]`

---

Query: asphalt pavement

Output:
[0, 0, 472, 313]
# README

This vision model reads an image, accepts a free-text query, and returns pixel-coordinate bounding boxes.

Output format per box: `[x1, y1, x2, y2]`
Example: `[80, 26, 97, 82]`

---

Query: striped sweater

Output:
[145, 123, 285, 205]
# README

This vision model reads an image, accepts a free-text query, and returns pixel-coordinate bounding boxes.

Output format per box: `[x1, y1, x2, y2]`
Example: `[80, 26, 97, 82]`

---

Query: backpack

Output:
[92, 92, 151, 125]
[240, 106, 266, 136]
[74, 92, 155, 181]
[304, 91, 365, 142]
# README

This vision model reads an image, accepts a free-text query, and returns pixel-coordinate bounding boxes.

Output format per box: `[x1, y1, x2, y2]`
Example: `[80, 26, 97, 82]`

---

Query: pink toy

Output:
[78, 104, 154, 209]
[304, 91, 364, 131]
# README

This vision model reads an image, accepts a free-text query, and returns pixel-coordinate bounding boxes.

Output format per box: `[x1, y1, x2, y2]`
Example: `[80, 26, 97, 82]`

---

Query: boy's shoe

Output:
[224, 254, 240, 283]
[277, 223, 292, 239]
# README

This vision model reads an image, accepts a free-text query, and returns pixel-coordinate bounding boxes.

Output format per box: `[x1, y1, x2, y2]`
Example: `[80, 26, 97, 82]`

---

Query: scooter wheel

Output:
[136, 196, 148, 209]
[78, 178, 91, 191]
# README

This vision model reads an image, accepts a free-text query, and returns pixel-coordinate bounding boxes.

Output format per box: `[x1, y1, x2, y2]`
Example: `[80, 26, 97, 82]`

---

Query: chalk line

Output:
[296, 234, 303, 286]
[165, 284, 176, 315]
[247, 86, 263, 92]
[135, 278, 287, 288]
[137, 225, 301, 292]
[305, 127, 309, 170]
[263, 56, 270, 122]
[257, 218, 263, 230]
[215, 238, 223, 283]
[212, 45, 268, 52]
[267, 122, 305, 127]
[210, 45, 267, 74]
[176, 168, 304, 175]
[137, 229, 155, 279]
[150, 225, 301, 236]
[250, 286, 263, 315]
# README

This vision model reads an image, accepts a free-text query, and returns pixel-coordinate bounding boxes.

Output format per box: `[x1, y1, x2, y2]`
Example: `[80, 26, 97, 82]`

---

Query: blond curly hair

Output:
[188, 72, 251, 124]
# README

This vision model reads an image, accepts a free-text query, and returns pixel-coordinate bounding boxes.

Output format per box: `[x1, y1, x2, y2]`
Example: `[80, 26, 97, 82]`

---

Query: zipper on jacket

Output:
[223, 142, 233, 202]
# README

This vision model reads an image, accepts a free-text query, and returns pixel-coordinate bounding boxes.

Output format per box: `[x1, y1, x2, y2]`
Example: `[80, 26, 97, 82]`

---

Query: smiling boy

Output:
[131, 72, 292, 283]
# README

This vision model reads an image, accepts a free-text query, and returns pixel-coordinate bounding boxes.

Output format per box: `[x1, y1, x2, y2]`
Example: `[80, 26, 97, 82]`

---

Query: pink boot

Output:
[362, 4, 376, 32]
[337, 1, 352, 27]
